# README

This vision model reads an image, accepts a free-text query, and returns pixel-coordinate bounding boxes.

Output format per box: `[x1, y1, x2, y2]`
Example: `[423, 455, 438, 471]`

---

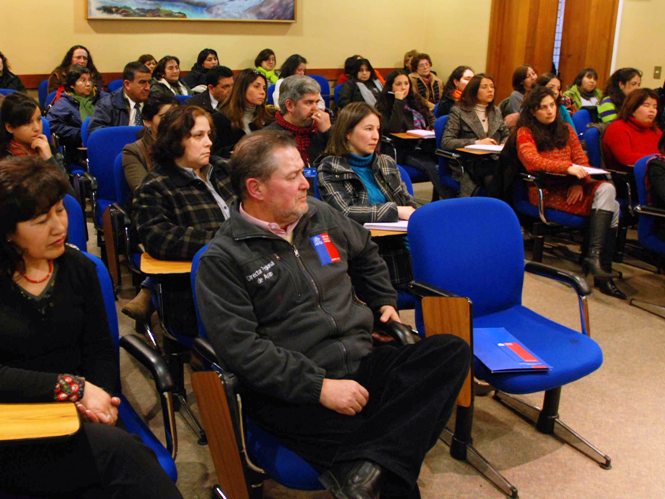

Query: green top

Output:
[256, 66, 279, 84]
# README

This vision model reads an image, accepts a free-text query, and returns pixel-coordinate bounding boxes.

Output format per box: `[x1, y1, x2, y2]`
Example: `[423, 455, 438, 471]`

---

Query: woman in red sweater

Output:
[602, 88, 662, 171]
[516, 86, 625, 298]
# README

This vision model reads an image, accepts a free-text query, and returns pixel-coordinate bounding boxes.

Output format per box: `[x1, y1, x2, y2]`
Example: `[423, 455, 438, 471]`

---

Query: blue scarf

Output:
[348, 153, 387, 205]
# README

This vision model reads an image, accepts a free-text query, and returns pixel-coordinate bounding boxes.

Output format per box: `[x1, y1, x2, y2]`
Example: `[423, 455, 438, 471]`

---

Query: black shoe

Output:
[595, 278, 627, 300]
[320, 460, 383, 499]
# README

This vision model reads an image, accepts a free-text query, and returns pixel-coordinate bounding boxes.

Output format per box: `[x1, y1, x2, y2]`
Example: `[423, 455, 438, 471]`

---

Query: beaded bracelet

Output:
[54, 374, 86, 402]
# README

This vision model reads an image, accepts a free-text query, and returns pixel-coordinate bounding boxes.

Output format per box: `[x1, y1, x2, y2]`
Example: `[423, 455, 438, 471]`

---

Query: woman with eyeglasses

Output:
[408, 53, 443, 111]
[48, 45, 102, 94]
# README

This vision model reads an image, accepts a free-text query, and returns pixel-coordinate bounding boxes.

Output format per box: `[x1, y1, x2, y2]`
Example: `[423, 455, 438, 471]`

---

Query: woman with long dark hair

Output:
[376, 70, 444, 198]
[48, 45, 102, 93]
[598, 67, 641, 123]
[212, 69, 273, 157]
[435, 65, 474, 117]
[505, 64, 537, 115]
[441, 74, 510, 198]
[516, 86, 624, 298]
[0, 156, 182, 498]
[272, 53, 309, 105]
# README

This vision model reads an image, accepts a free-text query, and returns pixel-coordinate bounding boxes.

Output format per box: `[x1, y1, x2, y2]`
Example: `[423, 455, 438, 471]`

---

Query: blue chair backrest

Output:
[434, 115, 448, 150]
[585, 126, 602, 167]
[397, 164, 414, 195]
[633, 154, 664, 253]
[113, 152, 130, 208]
[409, 198, 525, 317]
[44, 90, 58, 110]
[87, 126, 141, 202]
[303, 167, 320, 199]
[572, 109, 591, 138]
[267, 83, 276, 105]
[191, 244, 210, 339]
[64, 194, 87, 251]
[107, 79, 123, 92]
[0, 88, 16, 96]
[41, 117, 51, 142]
[433, 102, 440, 117]
[81, 116, 92, 147]
[334, 84, 343, 106]
[307, 74, 331, 108]
[176, 94, 192, 104]
[84, 252, 120, 351]
[38, 79, 49, 109]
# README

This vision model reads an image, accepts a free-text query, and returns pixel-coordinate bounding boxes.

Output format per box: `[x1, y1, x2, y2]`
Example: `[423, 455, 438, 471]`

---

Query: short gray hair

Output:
[278, 75, 321, 114]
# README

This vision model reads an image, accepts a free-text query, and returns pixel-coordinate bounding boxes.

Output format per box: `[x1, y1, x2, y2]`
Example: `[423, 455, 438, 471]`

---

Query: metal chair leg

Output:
[440, 406, 518, 498]
[493, 390, 611, 469]
[629, 299, 665, 320]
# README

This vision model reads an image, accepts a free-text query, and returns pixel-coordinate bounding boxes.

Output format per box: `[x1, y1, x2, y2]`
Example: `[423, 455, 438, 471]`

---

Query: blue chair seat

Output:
[118, 397, 178, 482]
[398, 163, 429, 184]
[245, 419, 322, 490]
[473, 305, 603, 394]
[513, 196, 587, 228]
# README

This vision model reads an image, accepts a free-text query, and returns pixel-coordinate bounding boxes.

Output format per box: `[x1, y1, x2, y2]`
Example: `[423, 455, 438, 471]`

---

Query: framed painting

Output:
[87, 0, 296, 22]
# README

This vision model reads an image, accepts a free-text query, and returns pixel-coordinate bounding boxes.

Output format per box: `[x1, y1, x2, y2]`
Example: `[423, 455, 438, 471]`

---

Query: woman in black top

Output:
[0, 156, 181, 498]
[338, 58, 383, 109]
[0, 51, 26, 92]
[376, 70, 446, 199]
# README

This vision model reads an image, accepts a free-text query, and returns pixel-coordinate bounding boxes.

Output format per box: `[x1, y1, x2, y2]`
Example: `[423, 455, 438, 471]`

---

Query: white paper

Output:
[363, 221, 408, 232]
[579, 165, 609, 175]
[464, 144, 504, 152]
[406, 129, 435, 139]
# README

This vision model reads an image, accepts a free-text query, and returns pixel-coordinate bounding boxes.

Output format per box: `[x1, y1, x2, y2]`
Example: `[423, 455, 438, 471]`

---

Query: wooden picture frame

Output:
[87, 0, 296, 22]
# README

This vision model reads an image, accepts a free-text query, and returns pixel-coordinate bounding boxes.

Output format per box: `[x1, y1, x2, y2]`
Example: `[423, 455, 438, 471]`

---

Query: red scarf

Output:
[275, 111, 317, 165]
[7, 140, 37, 157]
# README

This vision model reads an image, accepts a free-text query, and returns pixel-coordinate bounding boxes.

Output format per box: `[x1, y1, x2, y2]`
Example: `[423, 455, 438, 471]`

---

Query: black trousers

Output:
[244, 334, 470, 497]
[0, 422, 182, 498]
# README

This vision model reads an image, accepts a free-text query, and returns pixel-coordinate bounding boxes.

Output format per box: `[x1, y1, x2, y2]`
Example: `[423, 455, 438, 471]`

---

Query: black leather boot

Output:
[320, 460, 383, 499]
[594, 227, 628, 299]
[584, 210, 614, 278]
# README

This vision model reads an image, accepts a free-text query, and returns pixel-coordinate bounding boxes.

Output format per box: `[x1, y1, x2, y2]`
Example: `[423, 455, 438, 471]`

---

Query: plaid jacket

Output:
[316, 153, 417, 289]
[132, 156, 236, 260]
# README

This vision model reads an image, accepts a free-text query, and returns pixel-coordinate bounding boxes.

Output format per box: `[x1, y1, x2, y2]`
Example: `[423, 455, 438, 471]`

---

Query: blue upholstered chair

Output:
[64, 194, 87, 251]
[333, 83, 343, 107]
[584, 126, 602, 168]
[0, 88, 17, 96]
[630, 154, 665, 318]
[37, 79, 49, 109]
[190, 244, 325, 496]
[266, 83, 276, 105]
[86, 126, 141, 232]
[84, 251, 178, 482]
[44, 90, 57, 111]
[572, 108, 592, 139]
[80, 116, 92, 147]
[408, 198, 610, 493]
[175, 94, 192, 104]
[307, 74, 331, 108]
[433, 114, 461, 195]
[107, 79, 123, 92]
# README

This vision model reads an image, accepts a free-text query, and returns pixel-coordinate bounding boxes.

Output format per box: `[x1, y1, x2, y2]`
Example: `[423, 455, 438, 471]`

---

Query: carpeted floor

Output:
[110, 192, 665, 498]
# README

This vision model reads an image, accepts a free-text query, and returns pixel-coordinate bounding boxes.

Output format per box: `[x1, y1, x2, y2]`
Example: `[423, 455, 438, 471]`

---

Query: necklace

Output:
[18, 260, 53, 284]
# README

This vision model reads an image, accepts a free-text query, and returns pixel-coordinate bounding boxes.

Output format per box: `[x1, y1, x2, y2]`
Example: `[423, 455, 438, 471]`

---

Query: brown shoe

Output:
[121, 288, 153, 320]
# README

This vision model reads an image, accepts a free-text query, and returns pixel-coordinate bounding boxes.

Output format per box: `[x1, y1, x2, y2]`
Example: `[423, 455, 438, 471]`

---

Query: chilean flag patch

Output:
[310, 232, 341, 265]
